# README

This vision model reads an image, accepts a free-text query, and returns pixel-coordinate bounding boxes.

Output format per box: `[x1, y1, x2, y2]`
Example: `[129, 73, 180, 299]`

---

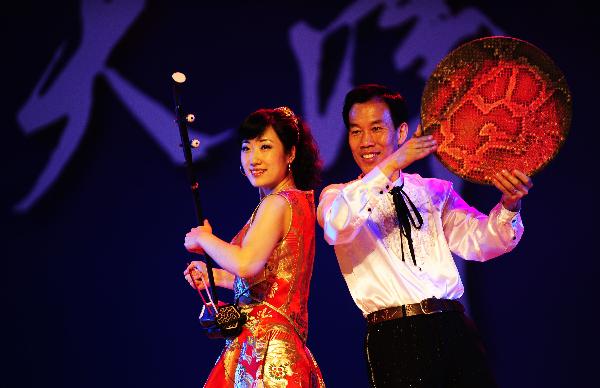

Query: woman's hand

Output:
[183, 261, 210, 290]
[491, 169, 533, 212]
[183, 260, 235, 290]
[184, 219, 213, 254]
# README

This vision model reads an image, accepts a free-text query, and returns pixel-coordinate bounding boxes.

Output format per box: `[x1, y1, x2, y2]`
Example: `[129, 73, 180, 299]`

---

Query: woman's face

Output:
[241, 126, 291, 193]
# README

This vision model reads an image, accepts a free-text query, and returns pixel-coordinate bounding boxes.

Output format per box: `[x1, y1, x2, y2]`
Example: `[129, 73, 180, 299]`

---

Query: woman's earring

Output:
[239, 166, 246, 176]
[287, 163, 292, 173]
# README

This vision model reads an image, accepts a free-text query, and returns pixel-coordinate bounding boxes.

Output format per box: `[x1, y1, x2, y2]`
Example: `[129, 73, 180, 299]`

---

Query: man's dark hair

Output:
[342, 84, 408, 130]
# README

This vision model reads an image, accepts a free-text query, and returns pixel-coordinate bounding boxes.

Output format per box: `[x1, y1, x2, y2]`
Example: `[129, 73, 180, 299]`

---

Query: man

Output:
[317, 84, 532, 387]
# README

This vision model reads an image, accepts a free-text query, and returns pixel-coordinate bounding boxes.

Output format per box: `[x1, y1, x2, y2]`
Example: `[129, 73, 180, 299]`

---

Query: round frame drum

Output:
[421, 36, 571, 184]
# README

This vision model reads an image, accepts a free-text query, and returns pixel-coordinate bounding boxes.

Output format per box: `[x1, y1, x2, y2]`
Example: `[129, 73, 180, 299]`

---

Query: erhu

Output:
[171, 71, 246, 339]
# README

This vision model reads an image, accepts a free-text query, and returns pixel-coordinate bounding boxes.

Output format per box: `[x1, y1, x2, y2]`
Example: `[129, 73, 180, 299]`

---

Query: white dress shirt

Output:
[317, 167, 523, 316]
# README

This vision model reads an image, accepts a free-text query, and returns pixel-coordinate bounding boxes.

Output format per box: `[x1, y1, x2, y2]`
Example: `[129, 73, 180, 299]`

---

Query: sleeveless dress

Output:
[204, 189, 325, 388]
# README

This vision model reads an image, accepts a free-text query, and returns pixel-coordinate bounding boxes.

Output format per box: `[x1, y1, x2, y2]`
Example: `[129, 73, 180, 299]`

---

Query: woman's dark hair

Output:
[238, 107, 322, 190]
[342, 83, 408, 130]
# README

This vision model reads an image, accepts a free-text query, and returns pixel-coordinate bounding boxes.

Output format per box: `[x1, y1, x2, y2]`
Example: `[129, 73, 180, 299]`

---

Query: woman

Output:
[183, 107, 325, 387]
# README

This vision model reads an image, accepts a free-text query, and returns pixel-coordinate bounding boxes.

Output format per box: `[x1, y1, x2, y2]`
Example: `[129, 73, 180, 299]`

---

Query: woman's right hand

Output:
[183, 261, 235, 290]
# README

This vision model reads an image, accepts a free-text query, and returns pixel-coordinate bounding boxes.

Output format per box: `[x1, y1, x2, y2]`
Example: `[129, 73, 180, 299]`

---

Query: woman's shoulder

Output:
[250, 189, 314, 225]
[255, 193, 290, 215]
[276, 188, 314, 207]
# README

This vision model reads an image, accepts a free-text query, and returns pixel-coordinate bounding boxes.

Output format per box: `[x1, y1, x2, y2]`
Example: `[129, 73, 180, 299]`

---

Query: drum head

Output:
[421, 36, 571, 184]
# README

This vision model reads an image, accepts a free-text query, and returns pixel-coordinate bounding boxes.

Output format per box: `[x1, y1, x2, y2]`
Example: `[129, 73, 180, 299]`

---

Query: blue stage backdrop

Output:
[2, 1, 595, 387]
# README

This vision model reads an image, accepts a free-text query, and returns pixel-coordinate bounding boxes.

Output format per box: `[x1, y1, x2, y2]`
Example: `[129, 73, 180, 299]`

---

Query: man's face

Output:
[348, 99, 400, 175]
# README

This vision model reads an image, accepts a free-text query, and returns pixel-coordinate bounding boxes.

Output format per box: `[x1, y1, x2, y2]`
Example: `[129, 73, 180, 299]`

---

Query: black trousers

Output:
[365, 311, 498, 388]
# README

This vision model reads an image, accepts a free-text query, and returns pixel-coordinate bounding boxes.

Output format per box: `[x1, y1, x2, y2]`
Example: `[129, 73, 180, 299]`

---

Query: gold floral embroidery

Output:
[262, 336, 294, 387]
[268, 362, 291, 381]
[257, 308, 273, 322]
[268, 282, 279, 298]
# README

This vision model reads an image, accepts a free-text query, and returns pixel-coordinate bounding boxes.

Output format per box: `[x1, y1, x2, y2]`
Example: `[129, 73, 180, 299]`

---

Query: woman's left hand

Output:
[491, 169, 533, 212]
[184, 219, 213, 254]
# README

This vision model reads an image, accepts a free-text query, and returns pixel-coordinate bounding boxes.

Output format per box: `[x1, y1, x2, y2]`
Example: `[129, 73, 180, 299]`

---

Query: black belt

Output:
[366, 298, 464, 325]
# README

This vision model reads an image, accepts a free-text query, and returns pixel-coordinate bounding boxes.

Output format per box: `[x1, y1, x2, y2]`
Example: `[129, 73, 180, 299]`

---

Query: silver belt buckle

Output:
[419, 298, 443, 314]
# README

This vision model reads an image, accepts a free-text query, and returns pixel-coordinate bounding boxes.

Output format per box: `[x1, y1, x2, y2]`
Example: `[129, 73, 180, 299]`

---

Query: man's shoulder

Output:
[404, 172, 453, 194]
[320, 179, 357, 194]
[322, 182, 348, 192]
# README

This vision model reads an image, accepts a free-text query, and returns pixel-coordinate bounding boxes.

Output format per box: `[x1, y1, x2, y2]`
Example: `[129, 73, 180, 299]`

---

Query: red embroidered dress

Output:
[204, 189, 325, 387]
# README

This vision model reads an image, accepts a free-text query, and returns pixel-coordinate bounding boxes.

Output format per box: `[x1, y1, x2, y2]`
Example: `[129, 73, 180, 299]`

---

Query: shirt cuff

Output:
[361, 167, 396, 194]
[497, 203, 520, 223]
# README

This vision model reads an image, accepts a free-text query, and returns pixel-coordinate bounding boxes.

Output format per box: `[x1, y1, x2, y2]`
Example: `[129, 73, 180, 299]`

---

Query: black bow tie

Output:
[389, 184, 423, 266]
